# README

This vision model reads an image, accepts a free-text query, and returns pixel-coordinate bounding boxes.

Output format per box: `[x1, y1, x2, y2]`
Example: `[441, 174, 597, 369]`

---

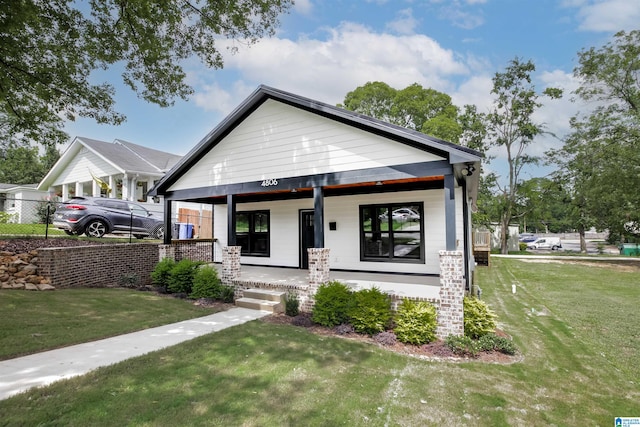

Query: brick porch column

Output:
[307, 248, 330, 299]
[436, 250, 465, 339]
[221, 246, 241, 285]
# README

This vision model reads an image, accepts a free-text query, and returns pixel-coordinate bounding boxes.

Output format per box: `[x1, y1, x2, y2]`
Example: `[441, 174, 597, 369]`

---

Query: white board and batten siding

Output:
[213, 189, 467, 276]
[169, 100, 445, 192]
[53, 146, 120, 187]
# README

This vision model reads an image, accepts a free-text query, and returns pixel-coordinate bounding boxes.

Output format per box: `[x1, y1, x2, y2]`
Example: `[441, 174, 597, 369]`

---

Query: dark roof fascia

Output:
[151, 85, 483, 195]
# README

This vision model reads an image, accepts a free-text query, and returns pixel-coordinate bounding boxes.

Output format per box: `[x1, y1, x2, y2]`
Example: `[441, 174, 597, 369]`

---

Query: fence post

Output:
[45, 204, 50, 239]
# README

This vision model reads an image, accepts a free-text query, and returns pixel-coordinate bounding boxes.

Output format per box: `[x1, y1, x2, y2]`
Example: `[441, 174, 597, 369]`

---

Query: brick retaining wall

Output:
[37, 244, 159, 288]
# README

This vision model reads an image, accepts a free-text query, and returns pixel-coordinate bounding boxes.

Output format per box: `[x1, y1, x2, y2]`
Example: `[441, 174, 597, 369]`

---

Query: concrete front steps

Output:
[235, 288, 286, 313]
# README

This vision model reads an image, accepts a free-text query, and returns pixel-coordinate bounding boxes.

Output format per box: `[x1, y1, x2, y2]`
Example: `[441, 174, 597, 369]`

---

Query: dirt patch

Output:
[261, 313, 520, 364]
[518, 257, 640, 272]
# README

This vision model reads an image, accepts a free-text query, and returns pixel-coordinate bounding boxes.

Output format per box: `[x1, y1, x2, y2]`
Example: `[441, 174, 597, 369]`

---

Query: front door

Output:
[300, 210, 314, 268]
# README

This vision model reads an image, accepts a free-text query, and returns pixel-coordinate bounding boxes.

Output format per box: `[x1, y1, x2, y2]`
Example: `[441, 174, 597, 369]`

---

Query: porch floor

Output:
[218, 265, 441, 300]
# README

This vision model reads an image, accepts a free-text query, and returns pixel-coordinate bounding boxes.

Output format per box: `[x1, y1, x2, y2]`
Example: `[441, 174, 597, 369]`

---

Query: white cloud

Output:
[293, 0, 313, 16]
[204, 22, 469, 107]
[386, 8, 419, 35]
[571, 0, 640, 32]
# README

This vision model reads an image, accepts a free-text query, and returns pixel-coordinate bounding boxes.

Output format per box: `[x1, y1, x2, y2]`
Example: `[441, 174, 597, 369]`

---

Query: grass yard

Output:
[0, 289, 218, 360]
[0, 258, 638, 425]
[0, 223, 66, 236]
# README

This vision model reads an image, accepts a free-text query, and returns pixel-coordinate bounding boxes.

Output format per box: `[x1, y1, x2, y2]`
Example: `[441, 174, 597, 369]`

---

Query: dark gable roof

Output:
[78, 137, 181, 174]
[152, 85, 483, 193]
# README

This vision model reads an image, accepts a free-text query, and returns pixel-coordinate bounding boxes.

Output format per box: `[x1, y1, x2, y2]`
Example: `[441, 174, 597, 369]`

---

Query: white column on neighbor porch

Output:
[108, 176, 115, 198]
[92, 179, 100, 197]
[75, 182, 82, 198]
[62, 184, 69, 200]
[121, 174, 129, 200]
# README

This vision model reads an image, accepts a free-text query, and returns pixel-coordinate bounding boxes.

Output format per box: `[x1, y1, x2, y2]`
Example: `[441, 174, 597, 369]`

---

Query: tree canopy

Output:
[552, 30, 640, 244]
[0, 0, 293, 147]
[340, 82, 462, 143]
[0, 144, 60, 185]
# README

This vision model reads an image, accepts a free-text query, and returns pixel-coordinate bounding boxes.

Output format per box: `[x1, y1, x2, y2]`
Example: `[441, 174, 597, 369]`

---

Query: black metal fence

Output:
[0, 196, 216, 261]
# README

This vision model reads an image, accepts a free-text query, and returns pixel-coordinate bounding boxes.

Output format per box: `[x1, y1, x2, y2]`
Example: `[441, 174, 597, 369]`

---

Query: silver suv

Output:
[53, 196, 165, 239]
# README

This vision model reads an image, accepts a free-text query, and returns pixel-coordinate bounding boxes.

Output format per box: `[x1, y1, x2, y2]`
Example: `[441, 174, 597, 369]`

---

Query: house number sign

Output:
[260, 178, 279, 187]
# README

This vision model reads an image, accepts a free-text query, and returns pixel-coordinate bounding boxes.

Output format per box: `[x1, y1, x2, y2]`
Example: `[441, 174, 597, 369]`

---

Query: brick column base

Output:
[436, 250, 465, 339]
[307, 248, 330, 300]
[221, 246, 241, 285]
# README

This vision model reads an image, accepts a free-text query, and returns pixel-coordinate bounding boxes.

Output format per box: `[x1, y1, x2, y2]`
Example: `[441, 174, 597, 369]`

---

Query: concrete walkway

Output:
[0, 307, 270, 400]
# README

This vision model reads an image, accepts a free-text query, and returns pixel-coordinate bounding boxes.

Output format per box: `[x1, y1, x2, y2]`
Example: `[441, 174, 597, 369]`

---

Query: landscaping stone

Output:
[0, 249, 56, 291]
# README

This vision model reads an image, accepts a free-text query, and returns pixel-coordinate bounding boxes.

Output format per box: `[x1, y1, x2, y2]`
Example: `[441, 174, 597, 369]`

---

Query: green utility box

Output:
[619, 243, 640, 256]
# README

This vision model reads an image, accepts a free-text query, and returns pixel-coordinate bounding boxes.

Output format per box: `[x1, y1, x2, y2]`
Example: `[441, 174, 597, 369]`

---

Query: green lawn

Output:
[0, 289, 218, 360]
[0, 258, 638, 425]
[0, 223, 65, 236]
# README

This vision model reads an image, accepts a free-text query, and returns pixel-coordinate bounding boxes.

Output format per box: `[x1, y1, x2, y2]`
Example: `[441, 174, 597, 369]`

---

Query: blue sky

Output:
[63, 0, 640, 181]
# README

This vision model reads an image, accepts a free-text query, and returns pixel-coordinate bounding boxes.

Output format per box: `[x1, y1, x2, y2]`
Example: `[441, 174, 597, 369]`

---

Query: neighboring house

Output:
[0, 183, 48, 223]
[150, 85, 483, 287]
[37, 137, 182, 206]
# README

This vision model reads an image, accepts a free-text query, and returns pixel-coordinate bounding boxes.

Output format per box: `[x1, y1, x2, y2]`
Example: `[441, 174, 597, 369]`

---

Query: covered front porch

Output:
[213, 264, 441, 301]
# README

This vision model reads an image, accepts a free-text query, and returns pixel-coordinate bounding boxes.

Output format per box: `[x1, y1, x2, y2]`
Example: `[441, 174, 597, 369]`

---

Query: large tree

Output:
[551, 30, 640, 246]
[485, 58, 561, 253]
[0, 0, 293, 147]
[0, 144, 60, 184]
[340, 82, 462, 143]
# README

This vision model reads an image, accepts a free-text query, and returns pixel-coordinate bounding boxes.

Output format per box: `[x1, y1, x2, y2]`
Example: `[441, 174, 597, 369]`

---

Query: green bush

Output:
[284, 292, 300, 317]
[394, 299, 437, 345]
[477, 333, 517, 355]
[312, 281, 353, 327]
[519, 242, 528, 251]
[445, 335, 478, 357]
[190, 265, 222, 299]
[463, 296, 497, 339]
[167, 259, 201, 294]
[151, 258, 176, 292]
[218, 285, 235, 303]
[348, 287, 392, 335]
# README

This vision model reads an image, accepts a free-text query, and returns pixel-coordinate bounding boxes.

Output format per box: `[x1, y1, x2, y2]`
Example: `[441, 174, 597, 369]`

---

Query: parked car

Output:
[518, 233, 537, 243]
[379, 208, 421, 222]
[53, 196, 165, 239]
[527, 237, 562, 250]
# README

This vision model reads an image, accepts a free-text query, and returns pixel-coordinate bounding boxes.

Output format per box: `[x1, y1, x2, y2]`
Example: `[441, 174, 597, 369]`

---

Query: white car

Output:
[527, 237, 562, 250]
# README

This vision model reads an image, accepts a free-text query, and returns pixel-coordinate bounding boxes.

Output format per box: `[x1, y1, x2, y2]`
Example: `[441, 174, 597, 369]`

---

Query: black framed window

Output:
[360, 203, 424, 262]
[235, 210, 270, 256]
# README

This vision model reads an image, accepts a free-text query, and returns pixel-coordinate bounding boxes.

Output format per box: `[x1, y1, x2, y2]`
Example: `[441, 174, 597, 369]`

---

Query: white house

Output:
[37, 137, 182, 206]
[0, 183, 48, 223]
[150, 86, 482, 288]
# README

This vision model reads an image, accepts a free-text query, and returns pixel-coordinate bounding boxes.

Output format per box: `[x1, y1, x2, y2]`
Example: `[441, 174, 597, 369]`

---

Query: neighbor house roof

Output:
[38, 138, 182, 191]
[151, 84, 483, 196]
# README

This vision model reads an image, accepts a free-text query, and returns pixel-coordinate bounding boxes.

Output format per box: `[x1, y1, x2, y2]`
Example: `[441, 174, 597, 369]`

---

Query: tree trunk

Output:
[500, 214, 510, 254]
[578, 224, 587, 253]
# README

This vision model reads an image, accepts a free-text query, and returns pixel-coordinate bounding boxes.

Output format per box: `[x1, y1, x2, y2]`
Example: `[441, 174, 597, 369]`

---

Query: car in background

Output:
[518, 233, 538, 243]
[53, 196, 164, 239]
[527, 237, 562, 250]
[379, 208, 421, 222]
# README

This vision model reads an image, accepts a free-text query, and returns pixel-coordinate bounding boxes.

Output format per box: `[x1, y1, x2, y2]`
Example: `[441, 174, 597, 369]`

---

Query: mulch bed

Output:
[261, 313, 520, 364]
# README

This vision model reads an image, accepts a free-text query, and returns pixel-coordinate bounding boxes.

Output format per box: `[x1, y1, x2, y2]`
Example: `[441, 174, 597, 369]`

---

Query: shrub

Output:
[167, 259, 201, 294]
[348, 287, 392, 335]
[284, 291, 300, 317]
[190, 265, 221, 299]
[373, 331, 397, 346]
[394, 299, 437, 345]
[151, 258, 176, 292]
[463, 296, 497, 339]
[119, 273, 140, 289]
[519, 242, 528, 251]
[218, 285, 235, 303]
[477, 333, 517, 355]
[312, 281, 353, 327]
[445, 335, 478, 357]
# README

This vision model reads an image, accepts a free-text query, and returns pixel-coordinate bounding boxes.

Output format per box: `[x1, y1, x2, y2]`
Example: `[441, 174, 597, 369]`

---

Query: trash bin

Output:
[179, 223, 194, 239]
[172, 223, 181, 239]
[619, 243, 640, 256]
